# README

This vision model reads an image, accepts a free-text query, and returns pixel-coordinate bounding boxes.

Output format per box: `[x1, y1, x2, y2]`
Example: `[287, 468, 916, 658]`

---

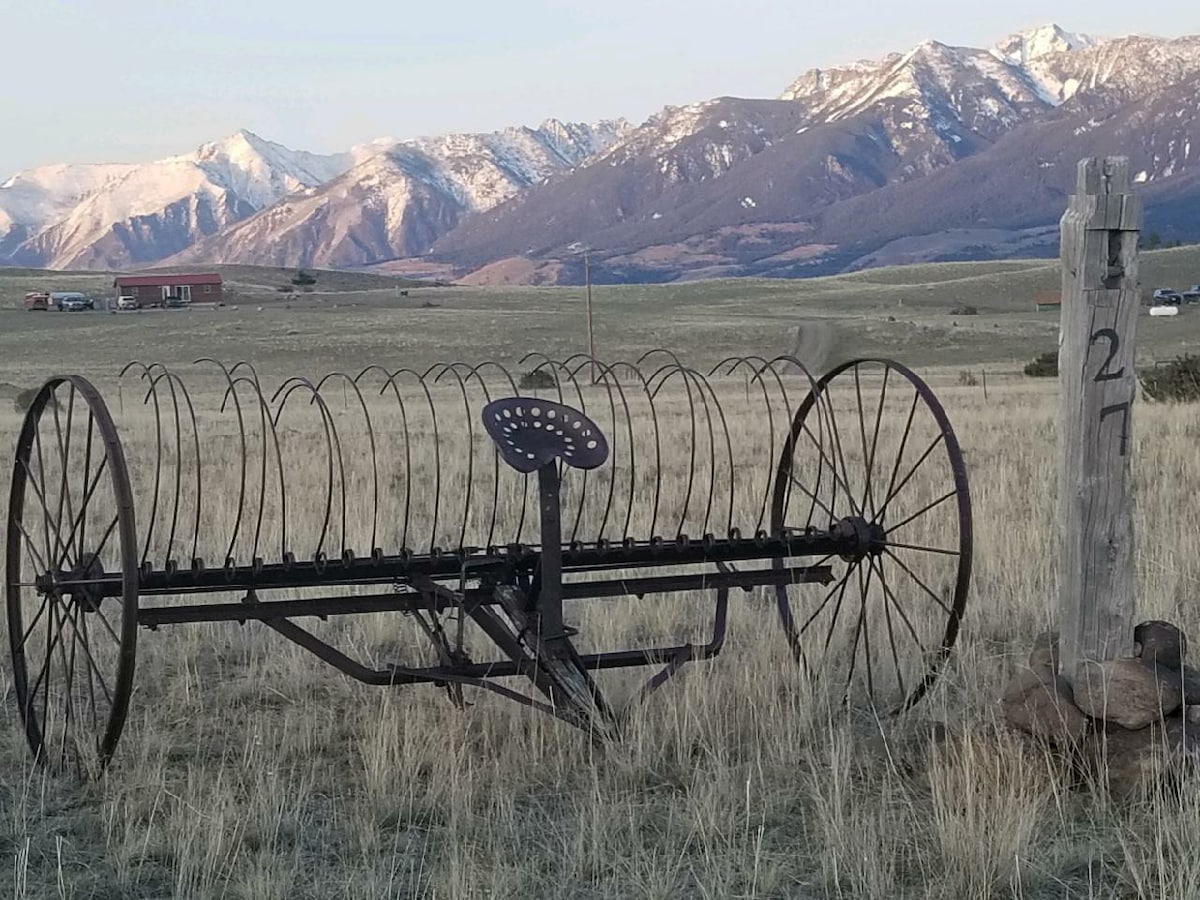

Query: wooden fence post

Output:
[1057, 157, 1142, 689]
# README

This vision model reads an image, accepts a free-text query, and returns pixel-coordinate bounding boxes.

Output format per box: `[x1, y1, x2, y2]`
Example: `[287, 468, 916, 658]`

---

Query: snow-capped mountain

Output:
[434, 23, 1200, 282]
[990, 23, 1096, 66]
[171, 119, 630, 268]
[0, 130, 351, 268]
[4, 23, 1199, 280]
[0, 120, 629, 270]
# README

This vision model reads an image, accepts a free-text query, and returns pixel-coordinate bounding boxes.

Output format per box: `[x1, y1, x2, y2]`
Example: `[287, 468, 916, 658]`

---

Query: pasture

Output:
[3, 256, 1200, 898]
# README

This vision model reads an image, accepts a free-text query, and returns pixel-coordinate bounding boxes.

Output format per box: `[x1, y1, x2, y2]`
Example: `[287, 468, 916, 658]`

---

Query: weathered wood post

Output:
[1057, 157, 1142, 691]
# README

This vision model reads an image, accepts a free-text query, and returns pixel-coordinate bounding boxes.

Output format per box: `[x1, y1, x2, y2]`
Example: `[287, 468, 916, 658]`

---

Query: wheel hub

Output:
[832, 516, 886, 562]
[35, 553, 107, 612]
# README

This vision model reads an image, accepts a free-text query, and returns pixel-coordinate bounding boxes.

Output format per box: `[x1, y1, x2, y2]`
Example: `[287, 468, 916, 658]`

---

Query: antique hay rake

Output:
[5, 351, 972, 772]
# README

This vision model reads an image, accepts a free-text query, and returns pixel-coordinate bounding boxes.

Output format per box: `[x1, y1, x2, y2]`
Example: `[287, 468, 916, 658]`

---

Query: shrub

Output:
[519, 369, 556, 390]
[1140, 355, 1200, 402]
[1023, 351, 1058, 378]
[291, 269, 317, 286]
[958, 370, 978, 387]
[950, 304, 978, 316]
[13, 387, 56, 416]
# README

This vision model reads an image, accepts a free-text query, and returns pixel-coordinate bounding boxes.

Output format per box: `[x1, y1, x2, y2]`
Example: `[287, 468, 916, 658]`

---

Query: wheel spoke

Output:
[796, 565, 853, 637]
[882, 548, 956, 617]
[13, 517, 51, 575]
[56, 599, 80, 768]
[52, 386, 79, 573]
[824, 394, 863, 520]
[856, 562, 878, 703]
[79, 412, 96, 565]
[19, 458, 73, 570]
[32, 424, 56, 579]
[868, 555, 928, 702]
[861, 367, 890, 520]
[53, 457, 110, 572]
[798, 419, 861, 519]
[884, 489, 959, 536]
[840, 570, 868, 702]
[60, 603, 113, 707]
[875, 391, 919, 525]
[788, 471, 837, 522]
[818, 568, 854, 657]
[872, 433, 946, 527]
[32, 597, 65, 744]
[885, 540, 960, 558]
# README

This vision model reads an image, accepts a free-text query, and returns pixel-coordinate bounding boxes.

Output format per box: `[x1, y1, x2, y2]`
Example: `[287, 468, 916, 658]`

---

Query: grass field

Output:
[2, 255, 1200, 898]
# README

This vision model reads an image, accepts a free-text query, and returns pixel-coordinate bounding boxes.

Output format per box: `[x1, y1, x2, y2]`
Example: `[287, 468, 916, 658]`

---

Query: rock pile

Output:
[1001, 620, 1200, 798]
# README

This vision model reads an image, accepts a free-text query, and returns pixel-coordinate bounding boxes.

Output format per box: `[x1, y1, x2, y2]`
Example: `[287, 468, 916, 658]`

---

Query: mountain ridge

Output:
[2, 23, 1198, 281]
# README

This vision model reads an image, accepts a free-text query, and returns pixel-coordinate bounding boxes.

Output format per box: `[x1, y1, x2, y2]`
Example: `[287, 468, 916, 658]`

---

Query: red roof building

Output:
[113, 273, 223, 305]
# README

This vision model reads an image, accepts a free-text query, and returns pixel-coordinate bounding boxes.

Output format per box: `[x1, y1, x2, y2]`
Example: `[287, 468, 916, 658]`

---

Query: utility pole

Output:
[584, 250, 597, 384]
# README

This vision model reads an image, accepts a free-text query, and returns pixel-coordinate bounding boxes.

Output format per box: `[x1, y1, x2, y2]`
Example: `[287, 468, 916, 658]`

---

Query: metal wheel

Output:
[770, 359, 972, 713]
[6, 377, 138, 773]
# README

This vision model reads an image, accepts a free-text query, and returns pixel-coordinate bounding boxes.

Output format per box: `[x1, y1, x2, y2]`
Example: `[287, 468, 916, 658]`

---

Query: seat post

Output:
[536, 463, 566, 639]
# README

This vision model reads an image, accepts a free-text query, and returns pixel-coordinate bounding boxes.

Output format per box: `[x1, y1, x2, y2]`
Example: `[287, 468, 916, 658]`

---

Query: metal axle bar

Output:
[136, 564, 833, 628]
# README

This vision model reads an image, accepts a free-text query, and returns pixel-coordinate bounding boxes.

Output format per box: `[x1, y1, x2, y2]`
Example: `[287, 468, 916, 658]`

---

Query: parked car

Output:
[1153, 288, 1183, 305]
[117, 295, 140, 310]
[1182, 290, 1200, 305]
[61, 298, 87, 312]
[24, 292, 49, 311]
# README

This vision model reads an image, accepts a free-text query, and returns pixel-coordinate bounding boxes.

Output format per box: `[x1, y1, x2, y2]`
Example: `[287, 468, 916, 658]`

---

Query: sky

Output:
[3, 0, 1199, 175]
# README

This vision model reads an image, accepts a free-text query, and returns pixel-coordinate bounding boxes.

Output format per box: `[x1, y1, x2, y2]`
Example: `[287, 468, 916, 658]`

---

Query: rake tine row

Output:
[113, 354, 847, 574]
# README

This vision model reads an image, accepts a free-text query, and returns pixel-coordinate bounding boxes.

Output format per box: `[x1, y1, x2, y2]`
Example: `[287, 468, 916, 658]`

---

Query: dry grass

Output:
[3, 266, 1200, 897]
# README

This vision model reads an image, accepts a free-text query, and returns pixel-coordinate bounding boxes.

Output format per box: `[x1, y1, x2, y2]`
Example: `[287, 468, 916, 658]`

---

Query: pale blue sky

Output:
[3, 0, 1198, 175]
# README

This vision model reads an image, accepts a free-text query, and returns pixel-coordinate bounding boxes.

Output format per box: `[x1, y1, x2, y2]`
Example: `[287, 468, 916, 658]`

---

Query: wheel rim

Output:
[771, 359, 972, 713]
[6, 376, 138, 773]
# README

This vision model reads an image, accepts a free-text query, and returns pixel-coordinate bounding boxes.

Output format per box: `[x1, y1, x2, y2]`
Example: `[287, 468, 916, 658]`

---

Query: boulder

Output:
[1182, 665, 1200, 706]
[1135, 620, 1188, 667]
[1071, 658, 1184, 729]
[1081, 717, 1200, 799]
[1001, 667, 1088, 744]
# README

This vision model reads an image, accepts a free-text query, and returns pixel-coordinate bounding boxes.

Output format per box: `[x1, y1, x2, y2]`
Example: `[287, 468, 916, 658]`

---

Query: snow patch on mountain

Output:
[991, 24, 1096, 66]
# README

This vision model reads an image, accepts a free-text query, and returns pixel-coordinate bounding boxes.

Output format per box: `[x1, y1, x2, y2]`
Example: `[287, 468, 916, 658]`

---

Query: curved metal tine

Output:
[193, 358, 251, 568]
[645, 362, 701, 541]
[316, 372, 380, 555]
[604, 361, 657, 543]
[762, 355, 826, 532]
[428, 364, 475, 553]
[773, 354, 850, 529]
[119, 361, 165, 569]
[229, 361, 273, 563]
[144, 366, 192, 570]
[712, 356, 789, 536]
[563, 356, 624, 544]
[272, 377, 345, 562]
[227, 369, 288, 563]
[438, 361, 518, 550]
[566, 358, 641, 545]
[747, 355, 819, 535]
[462, 361, 524, 548]
[681, 367, 726, 540]
[380, 368, 440, 554]
[543, 359, 592, 544]
[360, 366, 414, 554]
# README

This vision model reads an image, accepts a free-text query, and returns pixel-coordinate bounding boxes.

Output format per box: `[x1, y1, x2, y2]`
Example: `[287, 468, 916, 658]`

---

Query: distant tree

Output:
[1146, 232, 1163, 250]
[291, 269, 317, 286]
